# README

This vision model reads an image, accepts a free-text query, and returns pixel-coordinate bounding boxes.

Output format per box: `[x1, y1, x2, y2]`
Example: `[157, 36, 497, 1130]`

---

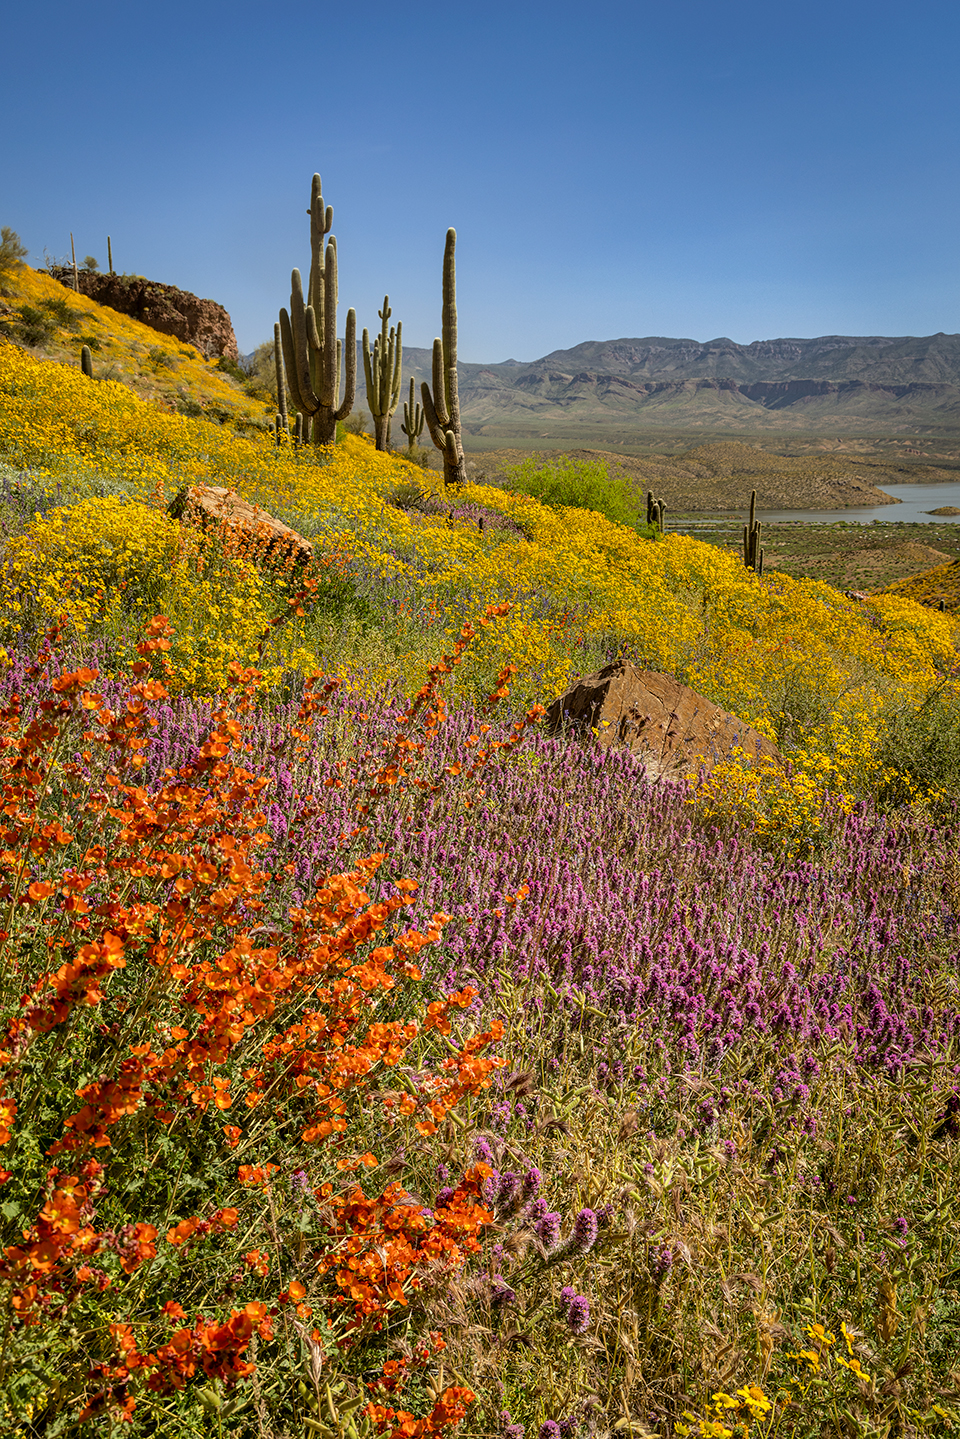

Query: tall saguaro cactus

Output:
[401, 377, 425, 453]
[743, 489, 764, 575]
[273, 322, 288, 444]
[278, 174, 356, 446]
[421, 229, 467, 487]
[363, 296, 402, 450]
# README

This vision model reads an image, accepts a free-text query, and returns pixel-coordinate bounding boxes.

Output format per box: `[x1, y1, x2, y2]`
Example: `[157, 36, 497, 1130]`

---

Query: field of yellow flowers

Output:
[1, 336, 957, 835]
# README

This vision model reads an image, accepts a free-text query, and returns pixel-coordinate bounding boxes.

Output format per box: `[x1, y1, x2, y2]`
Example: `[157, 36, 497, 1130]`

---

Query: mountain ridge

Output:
[390, 333, 960, 438]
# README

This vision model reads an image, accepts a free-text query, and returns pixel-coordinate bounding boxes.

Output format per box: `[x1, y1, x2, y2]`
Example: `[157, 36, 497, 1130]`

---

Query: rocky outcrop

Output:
[48, 269, 239, 360]
[546, 660, 780, 782]
[168, 485, 313, 568]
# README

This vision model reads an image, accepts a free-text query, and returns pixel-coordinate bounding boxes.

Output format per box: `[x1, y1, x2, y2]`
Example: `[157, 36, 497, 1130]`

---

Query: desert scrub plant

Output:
[0, 227, 28, 296]
[500, 453, 655, 535]
[0, 617, 513, 1435]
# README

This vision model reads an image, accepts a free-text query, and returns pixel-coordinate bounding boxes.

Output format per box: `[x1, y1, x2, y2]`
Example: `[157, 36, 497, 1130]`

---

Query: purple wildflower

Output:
[570, 1207, 598, 1255]
[535, 1212, 561, 1252]
[566, 1295, 590, 1334]
[522, 1167, 542, 1201]
[539, 1425, 561, 1439]
[497, 1170, 522, 1214]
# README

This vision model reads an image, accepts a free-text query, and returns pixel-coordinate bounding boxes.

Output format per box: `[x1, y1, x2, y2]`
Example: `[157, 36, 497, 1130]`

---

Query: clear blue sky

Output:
[2, 0, 958, 359]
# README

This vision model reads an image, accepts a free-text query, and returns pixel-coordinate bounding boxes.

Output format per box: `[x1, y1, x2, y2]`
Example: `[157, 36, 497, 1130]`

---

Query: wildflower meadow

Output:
[0, 325, 959, 1438]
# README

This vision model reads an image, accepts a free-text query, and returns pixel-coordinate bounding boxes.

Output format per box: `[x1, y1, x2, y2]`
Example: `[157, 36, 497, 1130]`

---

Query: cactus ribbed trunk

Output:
[274, 322, 288, 429]
[421, 229, 467, 487]
[278, 174, 356, 447]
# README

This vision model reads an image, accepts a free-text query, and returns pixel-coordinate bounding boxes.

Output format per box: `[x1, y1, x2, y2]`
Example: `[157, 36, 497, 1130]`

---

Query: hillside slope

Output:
[0, 265, 270, 430]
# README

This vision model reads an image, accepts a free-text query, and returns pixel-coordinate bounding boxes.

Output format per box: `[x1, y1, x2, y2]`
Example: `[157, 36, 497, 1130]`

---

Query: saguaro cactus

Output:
[400, 377, 425, 453]
[743, 489, 763, 575]
[278, 174, 356, 446]
[646, 490, 667, 533]
[363, 296, 402, 450]
[80, 345, 94, 379]
[421, 229, 467, 487]
[273, 322, 288, 444]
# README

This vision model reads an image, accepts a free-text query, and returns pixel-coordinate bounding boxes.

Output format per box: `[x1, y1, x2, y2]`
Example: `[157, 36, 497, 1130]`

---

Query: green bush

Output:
[500, 454, 657, 535]
[148, 345, 177, 370]
[216, 355, 246, 384]
[11, 306, 56, 347]
[0, 226, 27, 296]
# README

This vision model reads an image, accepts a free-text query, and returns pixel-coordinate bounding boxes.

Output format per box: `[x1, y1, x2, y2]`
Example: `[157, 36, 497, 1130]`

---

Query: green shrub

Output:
[12, 305, 56, 347]
[148, 345, 177, 370]
[38, 295, 81, 331]
[216, 355, 246, 384]
[0, 226, 27, 296]
[500, 454, 656, 535]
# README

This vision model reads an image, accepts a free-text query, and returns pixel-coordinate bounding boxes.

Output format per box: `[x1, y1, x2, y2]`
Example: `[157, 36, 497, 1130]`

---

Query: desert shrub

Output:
[39, 295, 81, 331]
[500, 453, 655, 535]
[0, 227, 27, 296]
[216, 355, 246, 383]
[10, 304, 56, 347]
[148, 344, 178, 370]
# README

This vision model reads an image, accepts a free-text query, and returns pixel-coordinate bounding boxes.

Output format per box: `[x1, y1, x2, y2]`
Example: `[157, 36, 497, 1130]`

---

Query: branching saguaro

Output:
[363, 296, 402, 450]
[421, 229, 467, 487]
[278, 174, 356, 446]
[401, 377, 425, 453]
[743, 488, 764, 575]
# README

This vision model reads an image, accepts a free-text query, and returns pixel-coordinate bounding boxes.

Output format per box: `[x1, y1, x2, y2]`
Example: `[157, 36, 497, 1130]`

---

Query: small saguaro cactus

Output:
[80, 345, 94, 379]
[400, 377, 425, 453]
[646, 490, 667, 532]
[421, 228, 467, 487]
[107, 235, 114, 275]
[273, 322, 288, 443]
[743, 489, 763, 575]
[362, 296, 402, 451]
[278, 174, 356, 446]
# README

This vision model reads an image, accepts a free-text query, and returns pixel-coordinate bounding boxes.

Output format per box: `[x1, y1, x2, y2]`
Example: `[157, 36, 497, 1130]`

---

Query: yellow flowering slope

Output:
[0, 265, 267, 426]
[1, 340, 957, 813]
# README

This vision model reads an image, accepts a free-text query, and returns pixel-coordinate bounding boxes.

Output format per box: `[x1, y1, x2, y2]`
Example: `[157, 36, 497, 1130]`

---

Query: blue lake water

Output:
[751, 481, 960, 525]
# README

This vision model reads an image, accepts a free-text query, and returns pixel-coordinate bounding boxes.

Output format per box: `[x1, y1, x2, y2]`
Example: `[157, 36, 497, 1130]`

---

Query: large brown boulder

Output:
[49, 269, 239, 360]
[168, 485, 313, 569]
[545, 660, 780, 782]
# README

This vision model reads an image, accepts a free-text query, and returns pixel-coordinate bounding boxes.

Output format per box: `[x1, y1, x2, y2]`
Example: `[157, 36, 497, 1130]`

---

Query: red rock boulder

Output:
[545, 660, 780, 782]
[168, 485, 313, 569]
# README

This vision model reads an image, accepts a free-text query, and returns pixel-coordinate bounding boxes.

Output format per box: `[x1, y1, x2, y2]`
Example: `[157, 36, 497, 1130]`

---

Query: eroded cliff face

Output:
[47, 269, 239, 360]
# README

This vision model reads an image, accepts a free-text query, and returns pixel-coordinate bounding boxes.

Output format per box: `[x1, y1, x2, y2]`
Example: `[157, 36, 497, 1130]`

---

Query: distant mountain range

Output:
[388, 333, 960, 439]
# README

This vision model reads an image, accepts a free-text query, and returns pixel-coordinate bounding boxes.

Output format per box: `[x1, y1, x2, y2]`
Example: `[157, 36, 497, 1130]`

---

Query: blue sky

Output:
[2, 0, 958, 359]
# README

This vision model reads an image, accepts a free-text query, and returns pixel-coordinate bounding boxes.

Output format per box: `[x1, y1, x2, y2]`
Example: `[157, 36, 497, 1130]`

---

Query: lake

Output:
[751, 481, 960, 525]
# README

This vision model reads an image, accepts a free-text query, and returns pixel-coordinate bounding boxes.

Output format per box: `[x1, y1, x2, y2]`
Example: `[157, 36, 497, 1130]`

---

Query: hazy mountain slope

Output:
[385, 334, 960, 437]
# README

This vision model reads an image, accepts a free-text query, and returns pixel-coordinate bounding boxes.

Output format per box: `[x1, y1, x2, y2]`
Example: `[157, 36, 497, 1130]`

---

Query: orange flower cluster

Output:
[0, 613, 517, 1432]
[317, 1164, 495, 1329]
[368, 1386, 477, 1439]
[80, 1300, 275, 1421]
